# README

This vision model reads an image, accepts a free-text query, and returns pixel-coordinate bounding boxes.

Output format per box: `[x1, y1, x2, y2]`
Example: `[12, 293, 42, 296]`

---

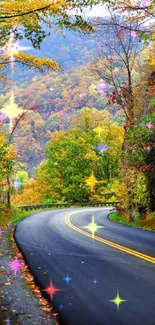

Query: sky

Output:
[83, 4, 109, 17]
[69, 3, 153, 26]
[85, 3, 154, 26]
[68, 4, 110, 18]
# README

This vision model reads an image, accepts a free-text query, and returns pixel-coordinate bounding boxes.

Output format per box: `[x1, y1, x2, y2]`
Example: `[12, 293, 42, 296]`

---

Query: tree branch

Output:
[0, 4, 52, 20]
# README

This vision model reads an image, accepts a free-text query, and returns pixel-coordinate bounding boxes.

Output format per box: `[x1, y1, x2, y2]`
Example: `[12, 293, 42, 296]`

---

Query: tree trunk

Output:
[149, 176, 155, 211]
[146, 147, 155, 212]
[107, 160, 110, 182]
[121, 122, 136, 212]
[6, 175, 11, 208]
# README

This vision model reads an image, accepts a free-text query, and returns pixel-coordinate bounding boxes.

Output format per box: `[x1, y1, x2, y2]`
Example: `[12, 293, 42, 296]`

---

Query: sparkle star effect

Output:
[59, 304, 64, 309]
[83, 216, 103, 239]
[0, 114, 5, 123]
[5, 317, 10, 325]
[49, 87, 54, 93]
[0, 229, 5, 236]
[63, 274, 72, 284]
[146, 121, 153, 129]
[109, 290, 127, 311]
[13, 179, 22, 190]
[96, 80, 109, 96]
[131, 30, 137, 39]
[1, 90, 26, 132]
[95, 143, 110, 154]
[141, 0, 149, 6]
[93, 279, 97, 285]
[94, 124, 103, 137]
[1, 31, 32, 69]
[8, 256, 25, 276]
[43, 279, 63, 300]
[85, 172, 98, 193]
[0, 31, 31, 132]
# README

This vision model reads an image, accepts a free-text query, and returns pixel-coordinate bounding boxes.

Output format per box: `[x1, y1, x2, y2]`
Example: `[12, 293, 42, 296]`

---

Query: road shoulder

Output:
[0, 223, 55, 325]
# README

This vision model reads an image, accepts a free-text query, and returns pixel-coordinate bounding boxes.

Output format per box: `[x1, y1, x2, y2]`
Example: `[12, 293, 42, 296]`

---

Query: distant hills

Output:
[1, 20, 126, 174]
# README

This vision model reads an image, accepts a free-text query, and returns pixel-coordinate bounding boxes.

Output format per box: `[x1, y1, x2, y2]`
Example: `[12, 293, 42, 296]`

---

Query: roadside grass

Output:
[6, 229, 13, 252]
[109, 212, 155, 232]
[0, 204, 84, 229]
[0, 206, 56, 229]
[0, 207, 33, 229]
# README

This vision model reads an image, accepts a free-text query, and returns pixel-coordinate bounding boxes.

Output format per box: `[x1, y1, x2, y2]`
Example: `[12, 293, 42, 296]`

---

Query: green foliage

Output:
[34, 110, 123, 203]
[149, 95, 155, 108]
[1, 0, 155, 215]
[44, 128, 96, 202]
[126, 113, 155, 211]
[132, 173, 150, 207]
[0, 132, 16, 182]
[16, 171, 28, 184]
[109, 211, 155, 231]
[127, 113, 155, 168]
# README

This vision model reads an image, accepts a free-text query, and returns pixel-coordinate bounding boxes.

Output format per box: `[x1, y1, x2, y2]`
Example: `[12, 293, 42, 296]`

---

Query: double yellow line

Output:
[65, 210, 155, 265]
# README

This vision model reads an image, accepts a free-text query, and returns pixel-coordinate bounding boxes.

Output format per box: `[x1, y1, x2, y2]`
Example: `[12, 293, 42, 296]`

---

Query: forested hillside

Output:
[1, 23, 126, 172]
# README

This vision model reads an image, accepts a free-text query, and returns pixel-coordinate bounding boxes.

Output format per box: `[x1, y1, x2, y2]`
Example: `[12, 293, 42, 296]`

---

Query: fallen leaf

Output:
[5, 282, 12, 285]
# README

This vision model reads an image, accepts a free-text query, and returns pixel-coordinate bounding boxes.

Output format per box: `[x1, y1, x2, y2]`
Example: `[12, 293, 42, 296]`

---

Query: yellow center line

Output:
[65, 210, 155, 265]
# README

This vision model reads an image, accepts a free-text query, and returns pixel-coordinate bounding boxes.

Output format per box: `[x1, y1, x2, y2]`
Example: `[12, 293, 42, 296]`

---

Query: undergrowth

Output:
[109, 212, 155, 231]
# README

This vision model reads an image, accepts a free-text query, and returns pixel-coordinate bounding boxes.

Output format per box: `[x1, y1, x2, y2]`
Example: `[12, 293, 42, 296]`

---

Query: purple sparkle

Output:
[96, 143, 110, 154]
[13, 179, 22, 190]
[8, 256, 25, 276]
[141, 0, 148, 6]
[146, 122, 153, 129]
[59, 304, 64, 309]
[93, 279, 97, 285]
[0, 229, 5, 236]
[0, 114, 5, 123]
[131, 31, 137, 39]
[96, 80, 108, 96]
[6, 318, 10, 325]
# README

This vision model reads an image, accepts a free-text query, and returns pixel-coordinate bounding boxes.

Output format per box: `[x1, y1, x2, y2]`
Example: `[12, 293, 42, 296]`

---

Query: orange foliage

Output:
[12, 188, 42, 205]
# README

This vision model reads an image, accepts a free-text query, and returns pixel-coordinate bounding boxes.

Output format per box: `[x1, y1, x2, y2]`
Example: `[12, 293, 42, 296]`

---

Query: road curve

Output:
[15, 208, 155, 325]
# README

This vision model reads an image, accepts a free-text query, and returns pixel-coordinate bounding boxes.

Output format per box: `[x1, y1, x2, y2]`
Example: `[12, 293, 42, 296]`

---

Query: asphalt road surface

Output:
[15, 208, 155, 325]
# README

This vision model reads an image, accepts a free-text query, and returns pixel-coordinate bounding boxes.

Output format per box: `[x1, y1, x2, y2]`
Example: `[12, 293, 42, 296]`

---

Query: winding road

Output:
[15, 208, 155, 325]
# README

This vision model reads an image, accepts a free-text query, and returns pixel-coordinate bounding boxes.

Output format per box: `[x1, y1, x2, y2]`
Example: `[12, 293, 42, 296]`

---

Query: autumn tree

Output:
[125, 40, 155, 212]
[126, 113, 155, 212]
[93, 14, 144, 130]
[92, 11, 154, 211]
[12, 178, 42, 205]
[0, 131, 16, 207]
[38, 128, 98, 202]
[32, 108, 123, 204]
[0, 0, 99, 207]
[113, 0, 155, 22]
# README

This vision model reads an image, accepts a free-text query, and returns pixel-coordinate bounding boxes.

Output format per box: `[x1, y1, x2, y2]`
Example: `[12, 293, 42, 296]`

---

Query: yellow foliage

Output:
[94, 124, 103, 137]
[0, 131, 16, 182]
[142, 40, 155, 69]
[84, 172, 98, 192]
[12, 188, 42, 205]
[14, 52, 62, 72]
[0, 0, 92, 71]
[85, 151, 97, 161]
[1, 1, 71, 19]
